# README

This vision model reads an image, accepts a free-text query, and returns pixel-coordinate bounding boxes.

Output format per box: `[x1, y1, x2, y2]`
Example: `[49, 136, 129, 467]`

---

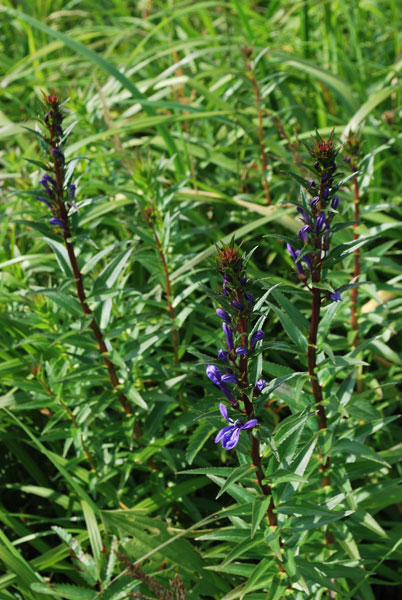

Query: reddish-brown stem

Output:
[237, 291, 277, 526]
[307, 254, 330, 486]
[247, 63, 271, 205]
[150, 226, 179, 365]
[307, 279, 327, 431]
[51, 154, 132, 417]
[351, 175, 360, 343]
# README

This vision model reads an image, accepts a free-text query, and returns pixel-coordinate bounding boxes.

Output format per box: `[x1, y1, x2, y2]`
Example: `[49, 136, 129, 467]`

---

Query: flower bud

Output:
[250, 330, 264, 349]
[298, 225, 310, 243]
[49, 217, 66, 230]
[217, 349, 228, 362]
[216, 308, 231, 323]
[223, 322, 234, 352]
[315, 213, 326, 234]
[221, 374, 238, 384]
[245, 292, 254, 305]
[331, 196, 339, 210]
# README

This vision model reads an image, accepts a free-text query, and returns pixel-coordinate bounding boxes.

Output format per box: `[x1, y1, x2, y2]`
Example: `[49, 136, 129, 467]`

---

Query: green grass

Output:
[0, 1, 401, 599]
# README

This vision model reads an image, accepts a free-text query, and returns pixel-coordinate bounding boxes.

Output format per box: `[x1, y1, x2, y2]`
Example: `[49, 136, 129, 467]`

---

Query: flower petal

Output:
[215, 425, 233, 444]
[206, 364, 222, 386]
[240, 419, 258, 430]
[219, 402, 231, 423]
[223, 428, 241, 449]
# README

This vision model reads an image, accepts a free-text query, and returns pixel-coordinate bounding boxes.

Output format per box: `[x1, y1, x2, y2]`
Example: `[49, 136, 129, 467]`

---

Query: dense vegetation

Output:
[0, 2, 401, 599]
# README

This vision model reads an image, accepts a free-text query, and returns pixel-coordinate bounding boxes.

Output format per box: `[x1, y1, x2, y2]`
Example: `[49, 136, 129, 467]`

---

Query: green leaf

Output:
[81, 501, 103, 574]
[30, 583, 94, 600]
[42, 237, 73, 277]
[92, 247, 134, 292]
[186, 420, 214, 465]
[331, 439, 390, 466]
[41, 290, 83, 318]
[240, 558, 273, 598]
[268, 302, 307, 352]
[220, 534, 265, 568]
[216, 464, 256, 499]
[1, 6, 185, 176]
[274, 409, 313, 448]
[343, 82, 402, 138]
[251, 496, 271, 539]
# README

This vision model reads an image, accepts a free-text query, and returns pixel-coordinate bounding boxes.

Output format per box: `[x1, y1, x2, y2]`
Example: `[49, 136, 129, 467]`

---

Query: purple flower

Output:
[51, 148, 65, 163]
[315, 213, 326, 234]
[223, 322, 234, 352]
[232, 300, 243, 311]
[49, 217, 66, 230]
[239, 276, 247, 286]
[41, 174, 56, 187]
[321, 172, 329, 184]
[344, 156, 351, 164]
[206, 364, 222, 386]
[69, 184, 76, 199]
[235, 346, 249, 355]
[221, 374, 238, 384]
[245, 292, 254, 305]
[250, 330, 264, 350]
[256, 379, 267, 392]
[216, 308, 231, 323]
[297, 207, 310, 224]
[207, 365, 236, 404]
[35, 196, 52, 209]
[215, 403, 258, 450]
[298, 225, 310, 243]
[310, 196, 320, 208]
[314, 161, 319, 170]
[322, 186, 330, 202]
[287, 243, 304, 277]
[330, 291, 342, 302]
[299, 252, 313, 271]
[331, 196, 339, 210]
[308, 179, 315, 188]
[217, 349, 228, 362]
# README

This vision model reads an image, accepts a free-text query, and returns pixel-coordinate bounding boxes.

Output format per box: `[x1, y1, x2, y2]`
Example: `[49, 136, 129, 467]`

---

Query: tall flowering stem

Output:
[207, 242, 277, 526]
[287, 132, 343, 485]
[143, 206, 179, 366]
[37, 94, 132, 416]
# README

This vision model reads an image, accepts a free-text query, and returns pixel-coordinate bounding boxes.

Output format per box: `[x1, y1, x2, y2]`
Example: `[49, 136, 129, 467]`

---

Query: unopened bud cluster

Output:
[206, 243, 266, 449]
[35, 93, 76, 232]
[287, 132, 342, 302]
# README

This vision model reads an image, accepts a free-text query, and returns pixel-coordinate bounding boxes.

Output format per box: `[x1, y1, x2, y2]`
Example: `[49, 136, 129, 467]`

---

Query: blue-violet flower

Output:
[250, 330, 264, 350]
[216, 308, 231, 323]
[223, 322, 234, 352]
[215, 403, 258, 450]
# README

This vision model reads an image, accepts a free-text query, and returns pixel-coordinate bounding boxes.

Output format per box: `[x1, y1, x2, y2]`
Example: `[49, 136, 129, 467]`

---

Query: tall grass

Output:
[0, 1, 401, 598]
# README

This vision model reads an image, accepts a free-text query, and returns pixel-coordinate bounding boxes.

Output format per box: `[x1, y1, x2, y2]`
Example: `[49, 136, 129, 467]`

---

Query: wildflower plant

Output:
[286, 132, 350, 454]
[32, 93, 132, 415]
[205, 241, 277, 526]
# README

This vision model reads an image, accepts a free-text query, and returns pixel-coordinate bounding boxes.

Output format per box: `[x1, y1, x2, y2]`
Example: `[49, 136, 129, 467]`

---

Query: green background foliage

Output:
[0, 1, 401, 598]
